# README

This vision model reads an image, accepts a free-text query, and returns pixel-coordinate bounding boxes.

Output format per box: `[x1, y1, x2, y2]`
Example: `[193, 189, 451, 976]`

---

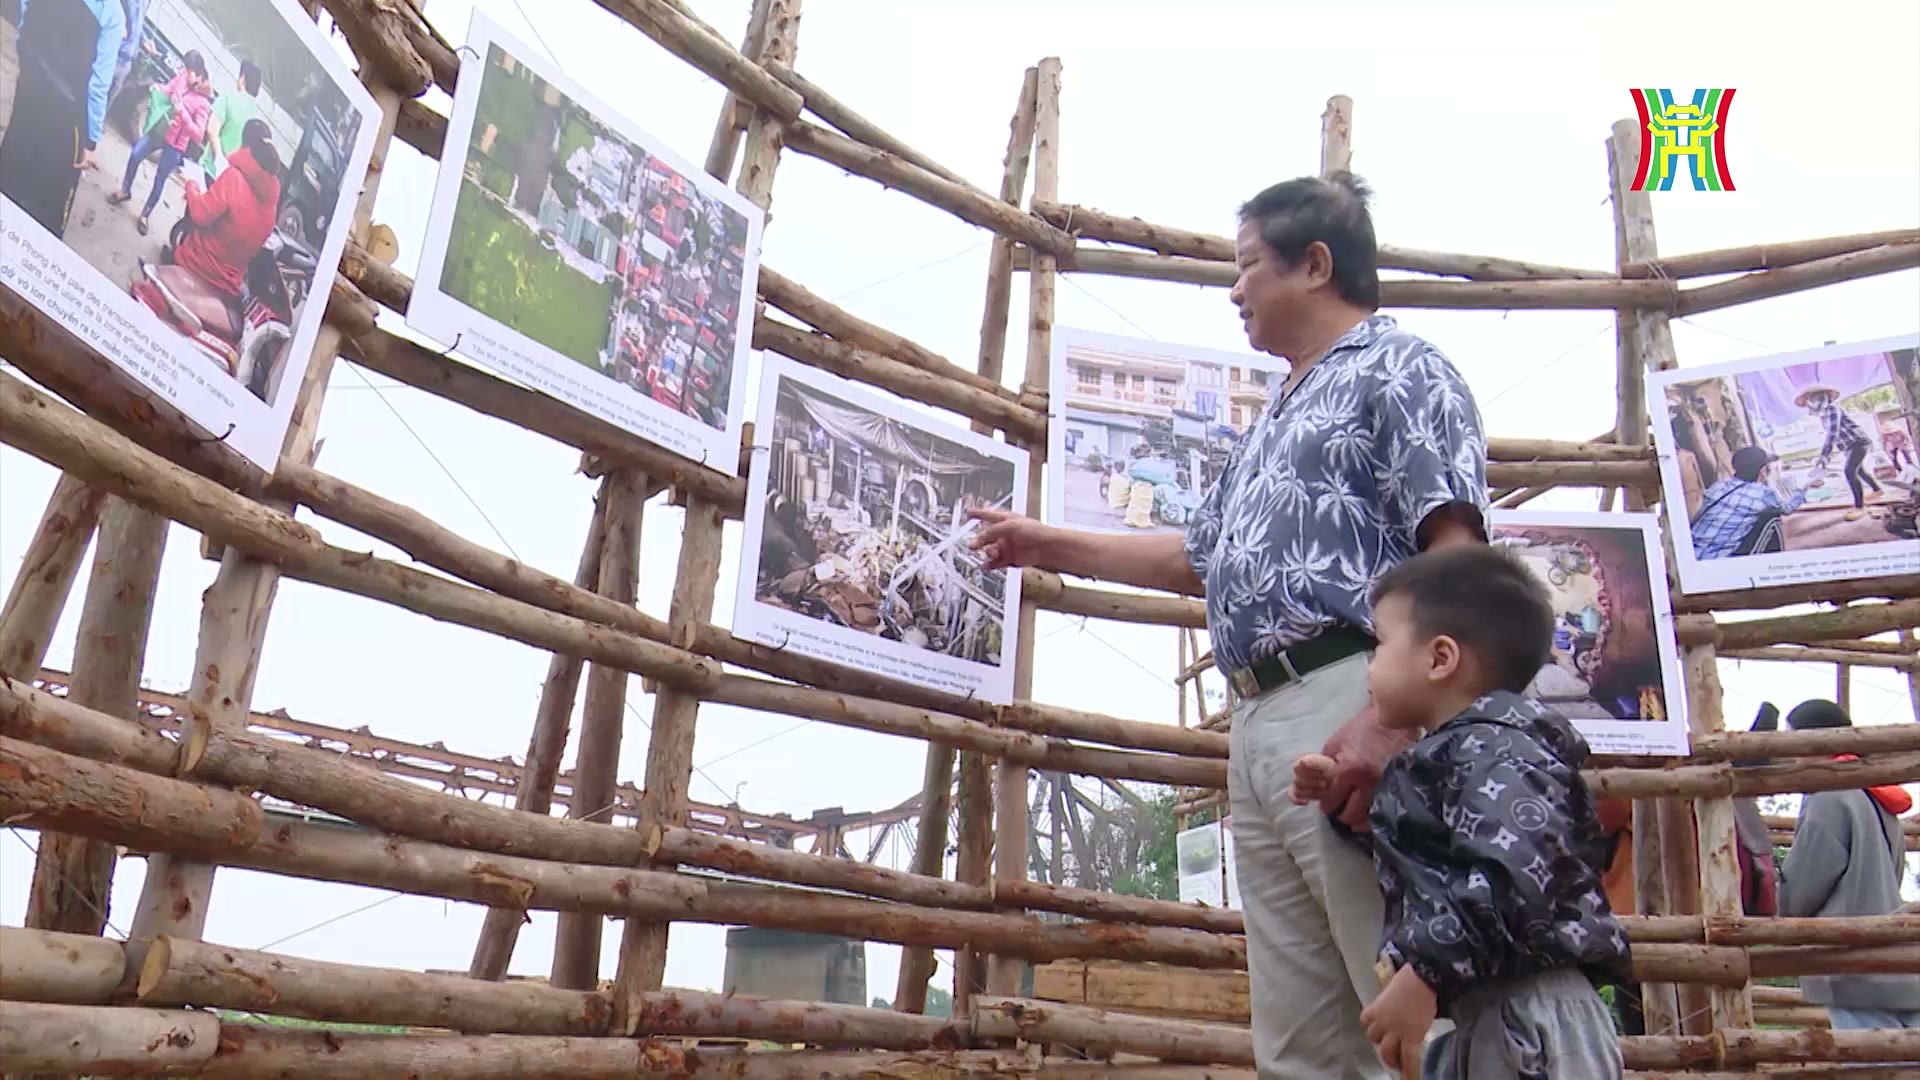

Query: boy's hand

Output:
[1289, 753, 1336, 806]
[1361, 964, 1437, 1080]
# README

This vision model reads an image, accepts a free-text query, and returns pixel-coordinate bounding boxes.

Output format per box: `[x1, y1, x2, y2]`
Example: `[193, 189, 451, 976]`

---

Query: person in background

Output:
[0, 0, 126, 236]
[199, 59, 263, 181]
[108, 48, 211, 235]
[970, 172, 1488, 1079]
[1802, 385, 1885, 519]
[171, 118, 282, 302]
[1779, 699, 1920, 1031]
[1292, 545, 1628, 1079]
[1689, 446, 1821, 559]
[107, 0, 152, 103]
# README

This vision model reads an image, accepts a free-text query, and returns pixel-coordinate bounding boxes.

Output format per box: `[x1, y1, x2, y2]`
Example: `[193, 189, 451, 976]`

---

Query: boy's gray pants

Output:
[1228, 653, 1392, 1080]
[1424, 969, 1623, 1080]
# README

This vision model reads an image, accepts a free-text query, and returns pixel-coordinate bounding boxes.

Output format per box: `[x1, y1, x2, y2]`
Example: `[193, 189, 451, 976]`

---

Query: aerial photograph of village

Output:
[438, 43, 754, 431]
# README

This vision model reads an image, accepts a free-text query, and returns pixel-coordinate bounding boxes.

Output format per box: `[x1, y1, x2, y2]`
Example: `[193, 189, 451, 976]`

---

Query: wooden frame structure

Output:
[2, 0, 1918, 1075]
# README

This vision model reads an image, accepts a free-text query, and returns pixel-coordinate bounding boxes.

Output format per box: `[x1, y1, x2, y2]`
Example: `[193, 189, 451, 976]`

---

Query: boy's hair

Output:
[1371, 544, 1554, 694]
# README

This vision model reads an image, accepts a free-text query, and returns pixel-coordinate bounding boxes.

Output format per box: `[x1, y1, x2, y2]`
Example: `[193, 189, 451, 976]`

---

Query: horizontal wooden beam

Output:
[589, 0, 804, 121]
[767, 60, 978, 191]
[1621, 228, 1920, 279]
[1721, 645, 1918, 670]
[1719, 600, 1920, 651]
[1674, 574, 1920, 615]
[1675, 241, 1920, 317]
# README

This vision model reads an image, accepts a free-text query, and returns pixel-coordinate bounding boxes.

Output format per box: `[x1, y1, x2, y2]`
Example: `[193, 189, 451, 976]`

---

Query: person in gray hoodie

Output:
[1778, 699, 1920, 1031]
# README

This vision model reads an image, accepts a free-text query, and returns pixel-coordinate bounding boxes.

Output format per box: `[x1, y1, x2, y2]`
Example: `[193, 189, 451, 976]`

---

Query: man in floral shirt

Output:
[973, 172, 1487, 1078]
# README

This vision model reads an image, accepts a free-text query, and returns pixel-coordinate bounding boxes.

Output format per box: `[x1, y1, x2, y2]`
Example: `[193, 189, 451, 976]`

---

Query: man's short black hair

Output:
[1238, 172, 1381, 310]
[1371, 545, 1554, 695]
[240, 59, 264, 96]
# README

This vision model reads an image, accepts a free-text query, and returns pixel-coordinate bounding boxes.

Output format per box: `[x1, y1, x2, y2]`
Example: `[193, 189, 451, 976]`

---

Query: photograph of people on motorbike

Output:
[0, 0, 364, 407]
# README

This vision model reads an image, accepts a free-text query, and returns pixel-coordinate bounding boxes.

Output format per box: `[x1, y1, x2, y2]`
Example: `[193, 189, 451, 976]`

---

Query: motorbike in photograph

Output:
[128, 217, 317, 402]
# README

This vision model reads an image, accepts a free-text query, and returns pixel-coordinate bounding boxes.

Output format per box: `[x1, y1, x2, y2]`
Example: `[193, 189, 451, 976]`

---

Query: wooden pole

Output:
[1319, 94, 1353, 175]
[701, 0, 775, 183]
[23, 499, 168, 937]
[0, 926, 128, 1005]
[971, 65, 1041, 439]
[111, 40, 410, 998]
[470, 484, 612, 979]
[1683, 644, 1754, 1030]
[0, 475, 107, 680]
[1620, 227, 1920, 278]
[989, 54, 1062, 1000]
[765, 60, 978, 191]
[972, 996, 1253, 1067]
[893, 737, 957, 1013]
[610, 0, 803, 1029]
[550, 471, 646, 991]
[0, 1002, 219, 1075]
[1904, 629, 1920, 721]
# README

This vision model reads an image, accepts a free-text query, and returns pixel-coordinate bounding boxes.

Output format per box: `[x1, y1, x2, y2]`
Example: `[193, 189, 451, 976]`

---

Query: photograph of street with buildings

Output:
[408, 16, 762, 470]
[1489, 511, 1689, 754]
[0, 0, 375, 467]
[1651, 336, 1919, 594]
[1047, 328, 1286, 535]
[735, 357, 1028, 703]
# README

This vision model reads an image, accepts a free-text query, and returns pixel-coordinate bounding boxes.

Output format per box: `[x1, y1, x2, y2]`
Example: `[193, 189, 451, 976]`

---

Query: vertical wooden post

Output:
[467, 482, 611, 979]
[1320, 95, 1353, 175]
[608, 0, 803, 1030]
[1836, 662, 1852, 714]
[897, 64, 1039, 1017]
[1683, 644, 1754, 1030]
[986, 54, 1061, 999]
[21, 500, 168, 935]
[121, 57, 409, 972]
[701, 0, 775, 183]
[953, 746, 994, 1013]
[549, 473, 647, 989]
[0, 475, 108, 680]
[1903, 629, 1920, 721]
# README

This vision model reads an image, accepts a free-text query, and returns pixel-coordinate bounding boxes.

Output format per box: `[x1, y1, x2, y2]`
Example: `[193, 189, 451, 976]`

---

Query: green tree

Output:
[1108, 789, 1185, 901]
[926, 985, 954, 1018]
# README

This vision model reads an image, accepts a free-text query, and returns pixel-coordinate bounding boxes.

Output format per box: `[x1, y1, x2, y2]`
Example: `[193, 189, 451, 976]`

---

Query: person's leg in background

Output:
[1230, 653, 1390, 1080]
[1845, 442, 1881, 510]
[1829, 1006, 1920, 1029]
[137, 144, 183, 226]
[115, 130, 163, 201]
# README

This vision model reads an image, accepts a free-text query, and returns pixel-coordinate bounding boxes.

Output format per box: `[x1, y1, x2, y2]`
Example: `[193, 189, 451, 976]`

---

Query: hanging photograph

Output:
[1489, 510, 1690, 756]
[1175, 820, 1225, 908]
[0, 0, 378, 469]
[409, 12, 764, 474]
[734, 355, 1029, 704]
[1047, 326, 1288, 535]
[1648, 334, 1920, 595]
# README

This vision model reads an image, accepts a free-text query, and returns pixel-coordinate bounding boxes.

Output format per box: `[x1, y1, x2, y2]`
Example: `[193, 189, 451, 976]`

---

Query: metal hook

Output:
[964, 686, 977, 702]
[751, 629, 793, 660]
[750, 444, 773, 455]
[191, 423, 237, 447]
[454, 44, 480, 62]
[439, 332, 463, 357]
[700, 446, 710, 466]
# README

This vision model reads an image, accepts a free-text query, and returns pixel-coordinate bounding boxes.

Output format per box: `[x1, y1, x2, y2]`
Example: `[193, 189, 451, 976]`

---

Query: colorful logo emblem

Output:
[1629, 89, 1736, 192]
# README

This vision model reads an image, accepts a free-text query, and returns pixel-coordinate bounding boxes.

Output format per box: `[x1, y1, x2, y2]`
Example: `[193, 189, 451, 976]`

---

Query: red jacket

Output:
[176, 148, 281, 300]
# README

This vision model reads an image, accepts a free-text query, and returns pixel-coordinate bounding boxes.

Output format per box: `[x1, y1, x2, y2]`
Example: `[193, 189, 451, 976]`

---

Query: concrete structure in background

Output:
[723, 928, 867, 1006]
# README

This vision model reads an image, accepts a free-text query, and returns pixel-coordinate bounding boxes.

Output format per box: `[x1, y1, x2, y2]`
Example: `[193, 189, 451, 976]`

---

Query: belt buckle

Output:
[1229, 667, 1259, 698]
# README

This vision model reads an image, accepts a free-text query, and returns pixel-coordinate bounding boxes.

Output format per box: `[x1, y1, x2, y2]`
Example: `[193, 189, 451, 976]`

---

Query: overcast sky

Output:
[3, 0, 1918, 1002]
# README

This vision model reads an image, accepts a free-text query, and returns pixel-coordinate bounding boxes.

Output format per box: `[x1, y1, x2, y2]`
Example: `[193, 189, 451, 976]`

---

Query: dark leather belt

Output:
[1225, 627, 1376, 699]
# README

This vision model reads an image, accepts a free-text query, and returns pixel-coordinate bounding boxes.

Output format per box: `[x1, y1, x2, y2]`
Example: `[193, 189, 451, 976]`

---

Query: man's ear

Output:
[1304, 241, 1336, 288]
[1428, 634, 1463, 682]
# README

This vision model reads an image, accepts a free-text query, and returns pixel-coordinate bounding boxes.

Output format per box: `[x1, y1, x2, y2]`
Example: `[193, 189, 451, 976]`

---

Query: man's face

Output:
[1229, 219, 1316, 357]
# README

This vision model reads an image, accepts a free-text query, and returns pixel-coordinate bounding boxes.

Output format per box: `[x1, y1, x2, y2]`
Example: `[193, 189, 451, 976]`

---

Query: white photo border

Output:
[1489, 508, 1691, 757]
[1646, 333, 1920, 596]
[407, 10, 764, 476]
[0, 0, 378, 470]
[1046, 325, 1287, 536]
[732, 353, 1030, 704]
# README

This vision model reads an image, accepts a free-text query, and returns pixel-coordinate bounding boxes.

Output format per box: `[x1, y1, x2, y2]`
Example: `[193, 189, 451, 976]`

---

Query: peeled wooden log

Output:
[1485, 460, 1658, 487]
[138, 935, 610, 1035]
[0, 475, 107, 680]
[1722, 645, 1919, 670]
[753, 317, 1047, 442]
[0, 926, 127, 1005]
[1, 737, 1246, 970]
[995, 702, 1229, 759]
[785, 121, 1077, 257]
[1630, 943, 1748, 986]
[1749, 943, 1920, 979]
[1620, 914, 1920, 947]
[644, 822, 990, 910]
[970, 995, 1253, 1066]
[338, 239, 414, 314]
[1622, 1027, 1920, 1069]
[1023, 570, 1207, 628]
[396, 96, 449, 159]
[589, 0, 803, 122]
[1028, 200, 1615, 281]
[1749, 1005, 1830, 1029]
[994, 880, 1243, 935]
[756, 266, 1006, 397]
[1588, 752, 1920, 800]
[1810, 637, 1920, 656]
[1674, 573, 1920, 614]
[313, 0, 434, 97]
[1675, 241, 1920, 316]
[1487, 437, 1653, 463]
[1691, 722, 1920, 762]
[765, 61, 976, 191]
[1622, 228, 1920, 278]
[1719, 600, 1920, 651]
[0, 1001, 219, 1075]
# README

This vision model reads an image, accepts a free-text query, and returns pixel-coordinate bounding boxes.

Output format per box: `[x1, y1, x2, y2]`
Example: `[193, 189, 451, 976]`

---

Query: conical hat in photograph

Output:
[1793, 383, 1840, 406]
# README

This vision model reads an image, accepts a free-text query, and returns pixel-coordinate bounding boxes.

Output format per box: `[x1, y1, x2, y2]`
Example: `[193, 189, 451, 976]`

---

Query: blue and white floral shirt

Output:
[1183, 314, 1488, 674]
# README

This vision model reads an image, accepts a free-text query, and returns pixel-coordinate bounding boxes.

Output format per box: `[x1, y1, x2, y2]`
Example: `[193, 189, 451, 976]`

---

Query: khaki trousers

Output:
[1229, 653, 1391, 1080]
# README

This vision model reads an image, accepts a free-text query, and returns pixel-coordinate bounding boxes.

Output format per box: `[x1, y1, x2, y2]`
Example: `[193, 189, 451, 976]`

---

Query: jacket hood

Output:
[1441, 690, 1591, 770]
[227, 148, 279, 203]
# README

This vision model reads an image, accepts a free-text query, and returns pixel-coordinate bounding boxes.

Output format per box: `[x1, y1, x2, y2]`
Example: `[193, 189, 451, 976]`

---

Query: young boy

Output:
[1293, 545, 1630, 1079]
